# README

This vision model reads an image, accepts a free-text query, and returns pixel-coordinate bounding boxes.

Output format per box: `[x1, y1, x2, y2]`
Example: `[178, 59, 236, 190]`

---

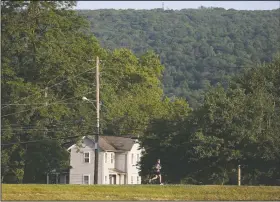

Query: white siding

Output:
[69, 138, 104, 185]
[118, 174, 125, 184]
[69, 138, 143, 185]
[107, 152, 115, 169]
[115, 153, 126, 172]
[102, 152, 110, 184]
[126, 142, 142, 184]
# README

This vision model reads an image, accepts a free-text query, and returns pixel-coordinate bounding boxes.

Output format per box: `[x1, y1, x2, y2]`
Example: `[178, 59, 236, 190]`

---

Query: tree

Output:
[100, 49, 168, 136]
[77, 8, 279, 107]
[139, 98, 191, 183]
[181, 56, 280, 185]
[1, 1, 104, 183]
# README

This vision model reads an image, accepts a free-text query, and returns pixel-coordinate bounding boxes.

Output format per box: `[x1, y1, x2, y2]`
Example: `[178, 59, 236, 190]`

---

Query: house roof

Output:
[109, 168, 126, 174]
[86, 135, 136, 152]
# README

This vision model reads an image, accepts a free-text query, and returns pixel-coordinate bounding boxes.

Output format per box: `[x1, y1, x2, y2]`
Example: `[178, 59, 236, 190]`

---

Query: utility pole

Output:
[94, 56, 100, 184]
[45, 87, 48, 106]
[238, 165, 241, 186]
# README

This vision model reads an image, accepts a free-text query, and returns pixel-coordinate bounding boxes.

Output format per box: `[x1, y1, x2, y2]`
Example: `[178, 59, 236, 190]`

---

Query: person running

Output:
[149, 159, 163, 185]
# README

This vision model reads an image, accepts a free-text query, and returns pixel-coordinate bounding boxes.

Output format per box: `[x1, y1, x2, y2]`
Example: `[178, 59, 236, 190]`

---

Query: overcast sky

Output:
[76, 1, 279, 10]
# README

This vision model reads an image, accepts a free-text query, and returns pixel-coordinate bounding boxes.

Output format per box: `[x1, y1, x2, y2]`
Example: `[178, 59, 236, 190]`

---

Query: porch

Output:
[108, 168, 126, 184]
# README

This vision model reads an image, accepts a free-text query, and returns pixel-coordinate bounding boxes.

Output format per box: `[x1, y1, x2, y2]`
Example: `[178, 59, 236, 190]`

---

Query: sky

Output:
[76, 1, 279, 10]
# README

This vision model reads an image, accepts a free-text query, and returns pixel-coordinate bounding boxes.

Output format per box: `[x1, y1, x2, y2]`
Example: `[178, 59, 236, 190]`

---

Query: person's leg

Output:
[159, 174, 163, 185]
[149, 174, 158, 183]
[151, 175, 158, 180]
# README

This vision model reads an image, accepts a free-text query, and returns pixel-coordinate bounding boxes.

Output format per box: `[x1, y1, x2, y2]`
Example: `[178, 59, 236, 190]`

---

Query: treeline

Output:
[1, 1, 280, 185]
[140, 56, 280, 185]
[1, 1, 186, 183]
[78, 8, 280, 107]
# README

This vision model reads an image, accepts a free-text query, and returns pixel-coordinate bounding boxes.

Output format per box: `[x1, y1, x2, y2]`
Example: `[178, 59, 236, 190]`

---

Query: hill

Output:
[78, 8, 280, 107]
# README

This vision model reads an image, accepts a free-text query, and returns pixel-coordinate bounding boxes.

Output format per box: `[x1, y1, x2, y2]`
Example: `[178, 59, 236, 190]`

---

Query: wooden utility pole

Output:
[238, 165, 241, 186]
[45, 87, 48, 106]
[94, 56, 100, 184]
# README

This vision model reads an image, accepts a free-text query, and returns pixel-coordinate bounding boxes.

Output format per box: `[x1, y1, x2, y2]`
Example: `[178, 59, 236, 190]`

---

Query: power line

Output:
[1, 128, 95, 137]
[1, 134, 85, 146]
[1, 118, 99, 130]
[1, 67, 96, 110]
[1, 118, 101, 128]
[1, 126, 149, 133]
[1, 103, 81, 106]
[0, 125, 94, 131]
[1, 121, 86, 128]
[47, 69, 95, 90]
[1, 90, 95, 118]
[1, 132, 145, 146]
[1, 116, 155, 131]
[1, 127, 147, 146]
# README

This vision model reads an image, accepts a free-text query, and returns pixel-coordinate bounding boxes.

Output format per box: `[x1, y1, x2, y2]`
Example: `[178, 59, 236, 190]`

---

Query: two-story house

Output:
[67, 135, 143, 185]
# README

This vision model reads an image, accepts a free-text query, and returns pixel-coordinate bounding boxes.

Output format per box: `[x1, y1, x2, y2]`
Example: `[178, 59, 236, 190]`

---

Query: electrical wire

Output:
[1, 134, 86, 146]
[1, 67, 96, 110]
[1, 119, 97, 128]
[1, 117, 155, 146]
[1, 103, 82, 106]
[1, 120, 170, 132]
[1, 127, 95, 136]
[1, 127, 147, 146]
[1, 124, 148, 133]
[1, 90, 95, 118]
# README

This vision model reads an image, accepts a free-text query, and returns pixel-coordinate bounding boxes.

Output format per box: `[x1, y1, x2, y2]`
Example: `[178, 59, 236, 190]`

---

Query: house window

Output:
[137, 154, 140, 162]
[131, 153, 134, 164]
[83, 175, 90, 184]
[137, 176, 139, 184]
[131, 176, 133, 184]
[111, 153, 114, 164]
[84, 152, 90, 163]
[105, 153, 107, 163]
[105, 176, 107, 183]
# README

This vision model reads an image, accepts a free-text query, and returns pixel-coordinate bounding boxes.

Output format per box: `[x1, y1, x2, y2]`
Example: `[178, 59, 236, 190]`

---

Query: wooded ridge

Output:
[78, 8, 280, 107]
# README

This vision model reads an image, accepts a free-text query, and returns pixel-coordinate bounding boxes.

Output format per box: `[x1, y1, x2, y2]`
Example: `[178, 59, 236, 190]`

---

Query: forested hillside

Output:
[78, 8, 280, 107]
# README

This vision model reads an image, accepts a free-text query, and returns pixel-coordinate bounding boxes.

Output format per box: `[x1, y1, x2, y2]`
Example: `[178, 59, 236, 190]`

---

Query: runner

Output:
[149, 158, 163, 185]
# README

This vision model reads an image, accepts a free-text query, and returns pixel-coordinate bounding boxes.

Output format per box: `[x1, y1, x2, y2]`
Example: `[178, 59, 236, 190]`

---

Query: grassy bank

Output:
[2, 184, 280, 201]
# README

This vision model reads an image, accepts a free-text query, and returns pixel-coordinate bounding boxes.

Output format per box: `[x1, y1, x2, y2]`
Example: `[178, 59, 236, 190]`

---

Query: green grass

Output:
[2, 184, 280, 201]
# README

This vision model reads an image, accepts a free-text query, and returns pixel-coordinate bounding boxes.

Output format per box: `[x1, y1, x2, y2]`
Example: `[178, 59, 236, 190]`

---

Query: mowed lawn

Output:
[2, 184, 280, 201]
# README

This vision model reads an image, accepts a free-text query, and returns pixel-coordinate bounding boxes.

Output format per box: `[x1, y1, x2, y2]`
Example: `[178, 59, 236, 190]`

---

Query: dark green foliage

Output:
[1, 2, 185, 183]
[2, 2, 280, 186]
[1, 1, 103, 183]
[77, 8, 280, 107]
[140, 56, 280, 185]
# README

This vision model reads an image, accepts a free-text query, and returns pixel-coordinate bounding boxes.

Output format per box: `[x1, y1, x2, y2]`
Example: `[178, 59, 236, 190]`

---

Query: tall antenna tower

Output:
[162, 1, 165, 10]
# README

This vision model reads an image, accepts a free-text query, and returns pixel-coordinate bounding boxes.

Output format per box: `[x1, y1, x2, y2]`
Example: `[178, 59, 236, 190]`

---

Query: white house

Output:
[67, 135, 143, 185]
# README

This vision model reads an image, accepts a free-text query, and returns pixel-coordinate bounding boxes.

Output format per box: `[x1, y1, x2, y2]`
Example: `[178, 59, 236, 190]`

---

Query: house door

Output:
[109, 174, 116, 184]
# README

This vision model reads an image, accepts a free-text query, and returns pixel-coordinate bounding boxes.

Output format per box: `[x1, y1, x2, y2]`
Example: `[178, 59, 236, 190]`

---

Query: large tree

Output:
[1, 1, 188, 183]
[139, 56, 280, 185]
[1, 1, 104, 183]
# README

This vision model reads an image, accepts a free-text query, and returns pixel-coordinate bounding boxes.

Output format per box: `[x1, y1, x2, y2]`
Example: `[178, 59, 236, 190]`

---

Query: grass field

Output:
[2, 184, 280, 201]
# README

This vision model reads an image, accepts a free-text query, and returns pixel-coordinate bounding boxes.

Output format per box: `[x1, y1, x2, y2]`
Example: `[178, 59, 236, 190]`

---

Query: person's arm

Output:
[156, 163, 161, 170]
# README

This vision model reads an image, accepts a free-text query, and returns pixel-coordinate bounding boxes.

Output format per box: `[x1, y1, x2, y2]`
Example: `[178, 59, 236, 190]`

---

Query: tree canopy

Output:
[1, 1, 186, 183]
[140, 56, 280, 185]
[2, 2, 279, 186]
[78, 8, 280, 107]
